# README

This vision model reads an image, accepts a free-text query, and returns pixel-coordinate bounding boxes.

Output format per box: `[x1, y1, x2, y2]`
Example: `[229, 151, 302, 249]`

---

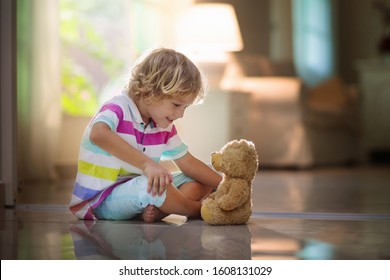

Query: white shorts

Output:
[93, 171, 193, 220]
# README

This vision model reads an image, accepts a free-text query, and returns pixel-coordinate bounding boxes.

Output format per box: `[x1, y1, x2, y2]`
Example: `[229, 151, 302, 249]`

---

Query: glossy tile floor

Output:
[1, 165, 390, 260]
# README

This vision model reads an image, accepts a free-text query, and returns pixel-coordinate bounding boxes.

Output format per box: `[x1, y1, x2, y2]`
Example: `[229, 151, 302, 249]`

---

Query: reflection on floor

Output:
[1, 165, 390, 260]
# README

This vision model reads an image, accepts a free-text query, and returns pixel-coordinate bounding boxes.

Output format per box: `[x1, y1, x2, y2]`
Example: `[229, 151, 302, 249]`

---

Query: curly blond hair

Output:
[126, 47, 206, 104]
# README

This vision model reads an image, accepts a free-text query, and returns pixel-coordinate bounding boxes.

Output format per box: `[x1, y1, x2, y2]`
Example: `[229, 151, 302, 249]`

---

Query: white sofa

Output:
[220, 53, 358, 168]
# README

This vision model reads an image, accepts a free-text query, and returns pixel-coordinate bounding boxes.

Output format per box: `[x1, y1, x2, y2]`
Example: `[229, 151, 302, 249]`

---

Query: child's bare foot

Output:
[142, 204, 162, 223]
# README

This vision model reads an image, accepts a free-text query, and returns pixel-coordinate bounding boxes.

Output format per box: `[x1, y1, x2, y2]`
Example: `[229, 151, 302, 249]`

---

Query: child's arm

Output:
[175, 152, 222, 188]
[90, 122, 172, 196]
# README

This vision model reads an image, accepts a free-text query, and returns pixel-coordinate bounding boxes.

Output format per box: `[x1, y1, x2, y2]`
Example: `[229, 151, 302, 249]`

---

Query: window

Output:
[60, 0, 131, 116]
[293, 0, 335, 87]
[60, 0, 192, 116]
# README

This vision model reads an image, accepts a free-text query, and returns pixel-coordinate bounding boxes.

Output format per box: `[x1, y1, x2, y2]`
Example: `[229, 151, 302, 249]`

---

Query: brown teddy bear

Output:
[201, 139, 259, 225]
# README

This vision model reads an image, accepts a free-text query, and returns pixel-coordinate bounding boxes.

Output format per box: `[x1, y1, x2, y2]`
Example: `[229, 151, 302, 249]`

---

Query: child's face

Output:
[143, 94, 196, 128]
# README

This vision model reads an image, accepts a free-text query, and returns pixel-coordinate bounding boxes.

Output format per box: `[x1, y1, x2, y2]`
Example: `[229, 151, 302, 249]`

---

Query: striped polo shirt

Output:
[69, 92, 188, 219]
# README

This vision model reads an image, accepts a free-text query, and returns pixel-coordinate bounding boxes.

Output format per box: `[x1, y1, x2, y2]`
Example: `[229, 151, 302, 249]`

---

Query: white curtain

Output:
[18, 0, 61, 181]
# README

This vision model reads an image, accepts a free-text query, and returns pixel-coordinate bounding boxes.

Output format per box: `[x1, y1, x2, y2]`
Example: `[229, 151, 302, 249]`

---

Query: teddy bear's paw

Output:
[200, 202, 226, 225]
[200, 203, 214, 224]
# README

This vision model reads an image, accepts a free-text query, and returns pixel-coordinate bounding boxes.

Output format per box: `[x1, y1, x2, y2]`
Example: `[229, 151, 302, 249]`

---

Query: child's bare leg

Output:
[158, 183, 202, 218]
[178, 181, 214, 202]
[141, 182, 212, 223]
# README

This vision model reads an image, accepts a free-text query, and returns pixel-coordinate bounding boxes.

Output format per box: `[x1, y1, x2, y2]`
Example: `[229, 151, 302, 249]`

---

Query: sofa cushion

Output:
[306, 76, 351, 113]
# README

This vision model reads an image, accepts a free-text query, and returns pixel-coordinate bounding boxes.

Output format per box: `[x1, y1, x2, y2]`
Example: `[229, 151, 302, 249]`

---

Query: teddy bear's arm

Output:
[217, 179, 250, 211]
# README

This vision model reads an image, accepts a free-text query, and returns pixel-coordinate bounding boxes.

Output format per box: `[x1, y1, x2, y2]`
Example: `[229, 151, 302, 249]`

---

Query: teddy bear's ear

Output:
[239, 139, 255, 149]
[240, 140, 259, 175]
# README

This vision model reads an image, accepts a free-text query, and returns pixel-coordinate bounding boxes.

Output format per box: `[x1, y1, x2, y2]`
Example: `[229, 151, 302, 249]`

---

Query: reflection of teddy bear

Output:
[201, 139, 259, 225]
[201, 225, 252, 259]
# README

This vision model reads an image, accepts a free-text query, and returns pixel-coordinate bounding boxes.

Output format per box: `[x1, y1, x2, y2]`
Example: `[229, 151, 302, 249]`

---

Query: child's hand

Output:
[143, 161, 173, 196]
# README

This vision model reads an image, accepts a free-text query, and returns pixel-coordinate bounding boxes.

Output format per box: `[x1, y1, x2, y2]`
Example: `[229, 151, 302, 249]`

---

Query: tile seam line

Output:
[251, 211, 390, 221]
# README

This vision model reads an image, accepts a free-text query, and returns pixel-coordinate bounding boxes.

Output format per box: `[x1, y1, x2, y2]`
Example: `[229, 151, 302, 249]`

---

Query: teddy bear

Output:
[201, 139, 259, 225]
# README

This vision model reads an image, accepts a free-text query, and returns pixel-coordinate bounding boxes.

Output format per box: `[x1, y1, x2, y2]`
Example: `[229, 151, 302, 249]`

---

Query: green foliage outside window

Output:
[60, 61, 98, 116]
[60, 0, 125, 116]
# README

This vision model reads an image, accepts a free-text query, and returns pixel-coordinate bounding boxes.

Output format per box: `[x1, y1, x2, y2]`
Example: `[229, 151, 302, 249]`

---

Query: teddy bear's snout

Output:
[211, 152, 222, 170]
